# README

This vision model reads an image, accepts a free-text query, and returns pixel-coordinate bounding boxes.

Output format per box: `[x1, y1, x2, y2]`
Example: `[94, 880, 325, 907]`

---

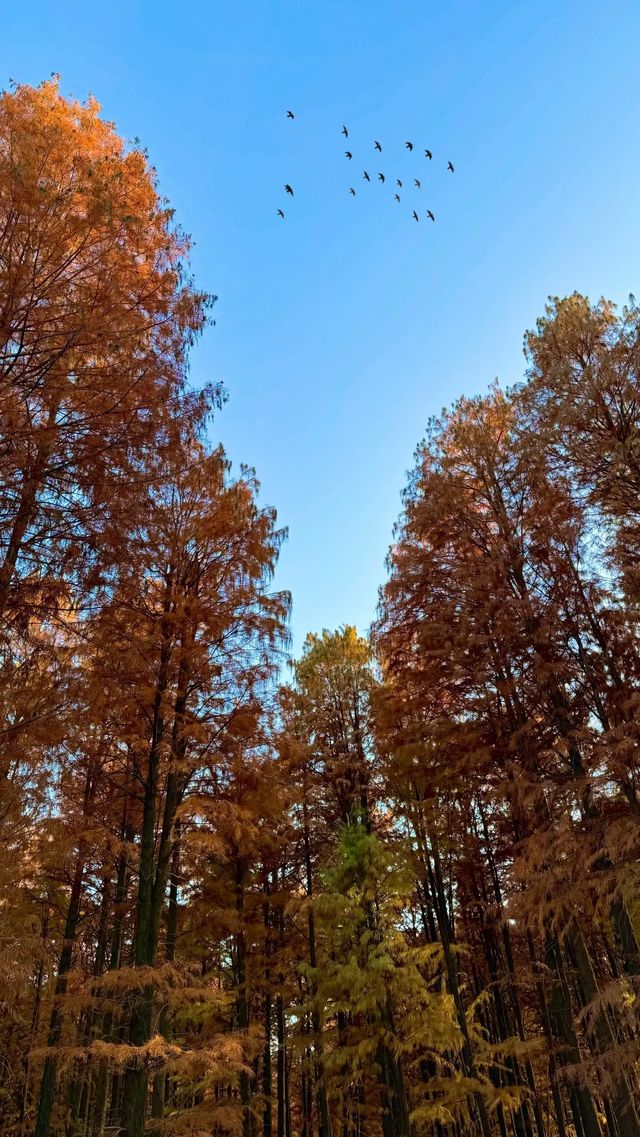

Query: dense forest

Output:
[3, 78, 640, 1137]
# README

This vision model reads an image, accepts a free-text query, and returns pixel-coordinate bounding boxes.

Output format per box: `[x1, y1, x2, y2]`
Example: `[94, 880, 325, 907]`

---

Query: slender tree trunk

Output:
[91, 808, 133, 1137]
[276, 986, 287, 1137]
[34, 849, 87, 1137]
[120, 581, 177, 1137]
[301, 1041, 313, 1137]
[67, 873, 112, 1134]
[263, 890, 273, 1137]
[544, 932, 603, 1137]
[477, 797, 546, 1137]
[18, 900, 49, 1137]
[285, 1047, 293, 1137]
[302, 792, 331, 1137]
[276, 872, 287, 1137]
[236, 861, 252, 1137]
[567, 920, 640, 1137]
[151, 828, 181, 1120]
[417, 816, 492, 1137]
[34, 760, 95, 1137]
[119, 647, 170, 1135]
[378, 999, 411, 1137]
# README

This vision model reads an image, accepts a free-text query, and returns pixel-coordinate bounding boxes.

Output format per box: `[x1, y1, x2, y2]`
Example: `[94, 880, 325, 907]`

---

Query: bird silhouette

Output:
[284, 184, 294, 196]
[394, 194, 401, 203]
[396, 178, 403, 188]
[414, 178, 421, 189]
[349, 187, 356, 196]
[363, 170, 370, 182]
[447, 161, 455, 172]
[277, 209, 285, 218]
[286, 110, 295, 119]
[342, 125, 349, 137]
[427, 210, 435, 221]
[425, 149, 432, 159]
[412, 210, 419, 222]
[405, 141, 414, 151]
[374, 140, 382, 152]
[378, 172, 385, 183]
[345, 150, 352, 159]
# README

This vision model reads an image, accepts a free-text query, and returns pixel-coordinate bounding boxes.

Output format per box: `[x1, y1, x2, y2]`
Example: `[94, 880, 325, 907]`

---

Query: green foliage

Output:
[313, 816, 462, 1118]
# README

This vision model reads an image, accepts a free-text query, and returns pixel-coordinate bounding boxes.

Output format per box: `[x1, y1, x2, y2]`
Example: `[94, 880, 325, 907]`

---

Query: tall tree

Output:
[0, 78, 212, 623]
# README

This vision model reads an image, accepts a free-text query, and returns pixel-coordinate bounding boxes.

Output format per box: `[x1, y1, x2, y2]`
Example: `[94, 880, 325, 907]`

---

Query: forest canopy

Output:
[2, 80, 640, 1137]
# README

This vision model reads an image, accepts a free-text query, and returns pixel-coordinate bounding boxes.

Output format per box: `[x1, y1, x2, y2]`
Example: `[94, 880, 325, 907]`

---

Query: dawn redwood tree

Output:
[375, 386, 640, 1137]
[26, 439, 287, 1137]
[0, 78, 212, 623]
[522, 293, 640, 572]
[282, 629, 468, 1137]
[291, 628, 376, 828]
[277, 690, 333, 1137]
[523, 294, 640, 813]
[281, 628, 396, 1136]
[0, 83, 214, 1133]
[183, 734, 294, 1137]
[88, 443, 288, 1137]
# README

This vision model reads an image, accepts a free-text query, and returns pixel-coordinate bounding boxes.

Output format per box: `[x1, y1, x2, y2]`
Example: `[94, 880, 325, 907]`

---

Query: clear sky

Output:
[5, 1, 640, 654]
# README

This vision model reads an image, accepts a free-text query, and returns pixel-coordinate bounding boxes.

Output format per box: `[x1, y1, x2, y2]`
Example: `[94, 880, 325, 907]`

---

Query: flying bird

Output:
[349, 187, 356, 196]
[284, 184, 294, 196]
[363, 170, 370, 182]
[412, 210, 419, 222]
[286, 110, 295, 119]
[405, 141, 414, 151]
[345, 150, 352, 159]
[374, 140, 382, 152]
[447, 161, 455, 172]
[277, 208, 285, 218]
[378, 172, 385, 183]
[425, 149, 432, 159]
[396, 178, 403, 188]
[414, 179, 421, 189]
[342, 125, 349, 137]
[427, 210, 435, 221]
[394, 193, 401, 202]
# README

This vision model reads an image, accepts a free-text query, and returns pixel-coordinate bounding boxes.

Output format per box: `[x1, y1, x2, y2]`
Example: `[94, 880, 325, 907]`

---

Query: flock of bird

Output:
[276, 110, 454, 224]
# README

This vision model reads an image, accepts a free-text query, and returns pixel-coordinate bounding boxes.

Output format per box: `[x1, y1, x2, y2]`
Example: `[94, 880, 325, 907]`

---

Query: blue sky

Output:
[6, 1, 640, 653]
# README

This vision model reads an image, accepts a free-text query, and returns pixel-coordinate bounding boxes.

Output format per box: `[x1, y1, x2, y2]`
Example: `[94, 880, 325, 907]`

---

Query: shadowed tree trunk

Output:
[34, 761, 95, 1137]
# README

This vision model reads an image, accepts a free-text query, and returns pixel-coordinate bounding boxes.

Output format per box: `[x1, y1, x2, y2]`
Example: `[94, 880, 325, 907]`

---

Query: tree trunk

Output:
[151, 828, 181, 1120]
[34, 760, 95, 1137]
[236, 861, 252, 1137]
[91, 809, 133, 1137]
[567, 920, 640, 1137]
[119, 591, 173, 1137]
[418, 818, 492, 1137]
[302, 792, 331, 1137]
[544, 932, 603, 1137]
[34, 849, 86, 1137]
[263, 891, 273, 1137]
[276, 874, 287, 1137]
[276, 989, 287, 1137]
[19, 900, 49, 1137]
[67, 873, 112, 1135]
